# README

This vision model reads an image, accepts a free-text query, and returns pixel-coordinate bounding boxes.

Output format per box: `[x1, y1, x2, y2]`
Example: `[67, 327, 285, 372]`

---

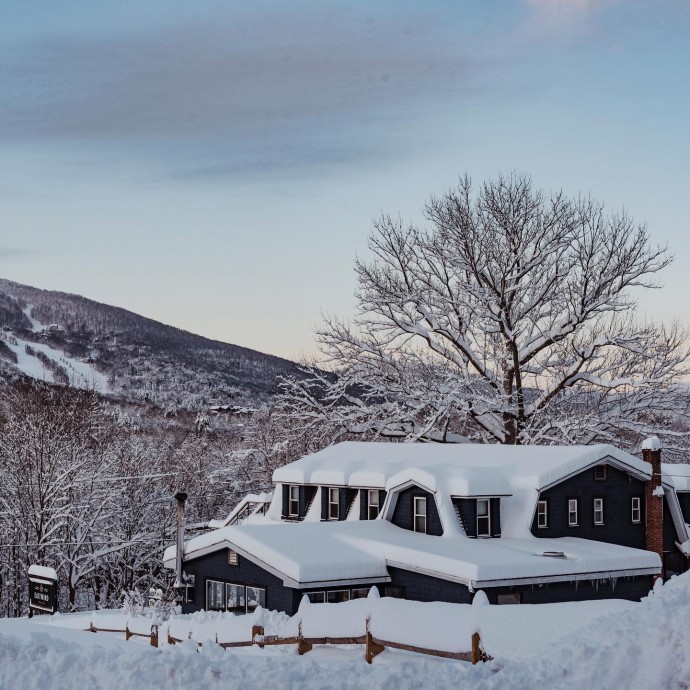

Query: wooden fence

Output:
[87, 619, 490, 664]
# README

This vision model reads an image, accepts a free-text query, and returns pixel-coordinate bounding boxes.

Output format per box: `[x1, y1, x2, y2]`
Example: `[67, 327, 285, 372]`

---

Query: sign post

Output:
[28, 565, 58, 617]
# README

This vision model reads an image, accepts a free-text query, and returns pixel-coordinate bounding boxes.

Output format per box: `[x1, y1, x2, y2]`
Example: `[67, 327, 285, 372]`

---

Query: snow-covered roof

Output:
[208, 492, 273, 529]
[663, 463, 690, 492]
[273, 441, 652, 496]
[165, 520, 660, 589]
[28, 565, 57, 581]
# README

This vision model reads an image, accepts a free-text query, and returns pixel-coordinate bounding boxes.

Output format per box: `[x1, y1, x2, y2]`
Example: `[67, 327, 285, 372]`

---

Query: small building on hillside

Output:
[164, 439, 690, 615]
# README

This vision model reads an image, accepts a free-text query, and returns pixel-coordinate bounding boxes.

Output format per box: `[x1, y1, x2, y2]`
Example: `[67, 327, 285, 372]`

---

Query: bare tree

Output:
[280, 173, 690, 451]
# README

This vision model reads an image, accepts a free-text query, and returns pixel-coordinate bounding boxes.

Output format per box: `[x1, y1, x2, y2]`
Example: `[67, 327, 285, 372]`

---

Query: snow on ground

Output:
[1, 334, 109, 391]
[3, 573, 690, 689]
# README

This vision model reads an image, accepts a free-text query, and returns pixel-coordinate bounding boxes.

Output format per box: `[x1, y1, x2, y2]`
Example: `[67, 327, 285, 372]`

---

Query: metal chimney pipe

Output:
[174, 492, 188, 592]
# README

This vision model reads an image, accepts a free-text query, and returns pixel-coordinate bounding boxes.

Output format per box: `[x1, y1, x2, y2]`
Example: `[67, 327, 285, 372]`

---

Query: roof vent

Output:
[542, 551, 566, 559]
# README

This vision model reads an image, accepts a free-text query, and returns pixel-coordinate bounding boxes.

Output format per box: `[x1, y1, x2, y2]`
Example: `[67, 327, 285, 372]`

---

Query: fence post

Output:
[125, 625, 132, 641]
[89, 623, 96, 634]
[471, 632, 484, 664]
[365, 617, 384, 664]
[252, 625, 265, 648]
[150, 624, 159, 648]
[168, 630, 176, 645]
[297, 622, 312, 655]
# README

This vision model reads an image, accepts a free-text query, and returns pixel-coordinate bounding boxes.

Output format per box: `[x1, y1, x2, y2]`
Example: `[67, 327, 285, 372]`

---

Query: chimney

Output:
[174, 491, 188, 593]
[642, 437, 664, 579]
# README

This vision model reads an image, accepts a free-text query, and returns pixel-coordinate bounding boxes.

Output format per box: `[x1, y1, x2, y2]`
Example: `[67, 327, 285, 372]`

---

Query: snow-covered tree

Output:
[280, 173, 690, 451]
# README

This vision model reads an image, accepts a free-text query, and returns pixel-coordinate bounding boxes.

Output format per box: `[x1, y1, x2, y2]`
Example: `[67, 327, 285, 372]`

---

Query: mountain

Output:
[0, 278, 302, 408]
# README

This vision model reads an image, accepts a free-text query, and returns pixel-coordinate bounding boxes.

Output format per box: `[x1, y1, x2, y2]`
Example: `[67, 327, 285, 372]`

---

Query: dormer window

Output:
[288, 485, 299, 517]
[328, 487, 340, 520]
[367, 490, 380, 520]
[594, 465, 607, 481]
[413, 497, 427, 533]
[476, 499, 491, 537]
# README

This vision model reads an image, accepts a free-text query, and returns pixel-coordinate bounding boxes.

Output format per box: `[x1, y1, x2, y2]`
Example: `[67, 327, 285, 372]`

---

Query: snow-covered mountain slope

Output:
[0, 278, 302, 408]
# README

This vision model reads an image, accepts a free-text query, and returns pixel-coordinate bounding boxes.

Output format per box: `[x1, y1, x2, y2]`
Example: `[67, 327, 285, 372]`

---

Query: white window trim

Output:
[593, 497, 604, 525]
[368, 489, 380, 520]
[288, 485, 299, 517]
[537, 500, 548, 529]
[568, 498, 579, 526]
[631, 496, 641, 524]
[476, 498, 491, 537]
[326, 589, 350, 603]
[328, 487, 340, 520]
[206, 579, 226, 611]
[413, 496, 427, 534]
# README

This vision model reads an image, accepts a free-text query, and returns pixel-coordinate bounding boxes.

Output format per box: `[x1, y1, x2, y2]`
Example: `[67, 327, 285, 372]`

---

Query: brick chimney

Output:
[642, 437, 664, 579]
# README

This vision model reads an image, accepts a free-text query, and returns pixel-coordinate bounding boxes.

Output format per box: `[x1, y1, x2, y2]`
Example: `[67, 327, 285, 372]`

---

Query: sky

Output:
[1, 0, 689, 360]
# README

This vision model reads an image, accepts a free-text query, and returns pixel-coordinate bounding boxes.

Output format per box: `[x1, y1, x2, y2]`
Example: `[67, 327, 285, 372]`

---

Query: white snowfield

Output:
[3, 573, 690, 689]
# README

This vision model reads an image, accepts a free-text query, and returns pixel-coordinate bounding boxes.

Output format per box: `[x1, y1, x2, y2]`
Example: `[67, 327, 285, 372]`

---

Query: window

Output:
[306, 591, 325, 604]
[593, 498, 604, 525]
[496, 593, 522, 605]
[228, 549, 239, 566]
[568, 498, 579, 526]
[594, 465, 607, 481]
[476, 499, 491, 537]
[206, 580, 225, 611]
[328, 487, 340, 520]
[226, 583, 246, 615]
[631, 496, 642, 523]
[413, 496, 427, 533]
[537, 500, 548, 529]
[246, 586, 266, 612]
[288, 485, 299, 517]
[367, 490, 380, 520]
[326, 589, 350, 603]
[351, 588, 370, 600]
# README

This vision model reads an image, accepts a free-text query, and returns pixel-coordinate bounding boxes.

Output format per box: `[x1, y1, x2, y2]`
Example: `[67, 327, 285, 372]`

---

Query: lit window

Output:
[329, 487, 340, 520]
[594, 465, 607, 481]
[594, 498, 604, 525]
[326, 589, 350, 603]
[568, 499, 578, 526]
[537, 500, 548, 529]
[288, 485, 299, 517]
[632, 496, 641, 523]
[477, 499, 491, 537]
[413, 496, 427, 533]
[367, 489, 380, 520]
[228, 549, 239, 566]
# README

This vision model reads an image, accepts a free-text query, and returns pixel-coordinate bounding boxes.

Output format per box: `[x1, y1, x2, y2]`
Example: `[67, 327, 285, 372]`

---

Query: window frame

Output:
[246, 585, 266, 612]
[631, 496, 642, 524]
[288, 485, 299, 517]
[496, 592, 522, 605]
[413, 496, 427, 534]
[206, 579, 226, 612]
[326, 589, 351, 603]
[476, 498, 491, 537]
[593, 497, 605, 525]
[367, 489, 380, 520]
[568, 498, 579, 527]
[306, 591, 325, 604]
[536, 499, 548, 529]
[351, 587, 370, 600]
[328, 487, 340, 520]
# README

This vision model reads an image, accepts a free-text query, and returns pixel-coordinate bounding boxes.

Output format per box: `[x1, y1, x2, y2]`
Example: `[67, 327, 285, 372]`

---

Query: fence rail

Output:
[91, 618, 490, 664]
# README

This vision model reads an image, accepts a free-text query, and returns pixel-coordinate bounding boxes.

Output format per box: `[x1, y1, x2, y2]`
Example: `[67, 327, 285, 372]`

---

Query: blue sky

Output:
[1, 0, 689, 358]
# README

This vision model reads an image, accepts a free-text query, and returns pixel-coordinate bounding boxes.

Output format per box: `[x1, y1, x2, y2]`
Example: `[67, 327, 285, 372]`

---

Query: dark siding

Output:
[490, 498, 501, 537]
[677, 493, 690, 523]
[321, 486, 329, 520]
[663, 497, 677, 553]
[342, 488, 356, 519]
[182, 549, 294, 615]
[388, 566, 652, 605]
[281, 484, 315, 521]
[391, 486, 443, 536]
[453, 498, 475, 536]
[359, 489, 387, 520]
[451, 498, 501, 537]
[531, 465, 647, 549]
